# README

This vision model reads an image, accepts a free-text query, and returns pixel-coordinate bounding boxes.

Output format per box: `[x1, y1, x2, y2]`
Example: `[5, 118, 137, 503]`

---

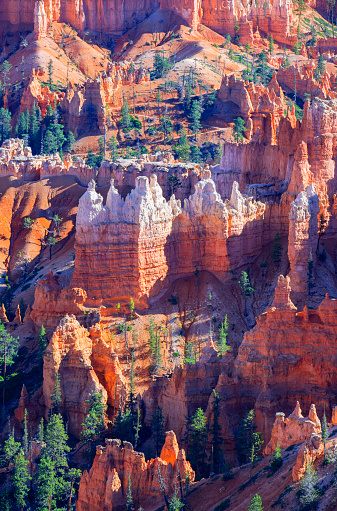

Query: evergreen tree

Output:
[23, 408, 29, 456]
[98, 136, 105, 163]
[321, 410, 328, 459]
[256, 51, 269, 83]
[13, 451, 31, 511]
[43, 413, 70, 468]
[48, 59, 54, 90]
[158, 115, 172, 142]
[151, 406, 165, 456]
[190, 99, 203, 138]
[64, 131, 75, 153]
[85, 149, 98, 169]
[190, 145, 202, 163]
[0, 322, 19, 417]
[126, 475, 133, 511]
[271, 231, 283, 263]
[239, 271, 255, 315]
[210, 390, 225, 473]
[39, 325, 48, 360]
[248, 494, 264, 511]
[30, 103, 42, 155]
[268, 35, 274, 56]
[232, 117, 247, 144]
[35, 455, 55, 511]
[188, 408, 208, 479]
[176, 128, 190, 162]
[108, 135, 119, 162]
[120, 100, 131, 131]
[15, 110, 30, 140]
[81, 392, 106, 445]
[38, 418, 44, 444]
[184, 81, 193, 113]
[43, 130, 58, 155]
[236, 410, 263, 465]
[169, 492, 184, 511]
[218, 316, 230, 357]
[299, 463, 319, 509]
[0, 108, 12, 144]
[51, 371, 61, 414]
[153, 52, 172, 79]
[3, 431, 21, 464]
[271, 442, 283, 472]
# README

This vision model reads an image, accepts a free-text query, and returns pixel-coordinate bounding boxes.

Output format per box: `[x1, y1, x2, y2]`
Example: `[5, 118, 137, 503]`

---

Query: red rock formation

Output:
[277, 62, 337, 101]
[20, 70, 65, 117]
[264, 401, 321, 455]
[70, 174, 265, 309]
[217, 72, 288, 143]
[76, 431, 194, 511]
[43, 314, 127, 436]
[292, 434, 324, 482]
[33, 0, 48, 39]
[288, 186, 319, 298]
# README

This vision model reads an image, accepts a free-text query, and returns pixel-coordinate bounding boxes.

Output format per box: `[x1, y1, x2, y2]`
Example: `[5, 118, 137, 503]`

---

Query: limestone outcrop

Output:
[43, 314, 127, 436]
[76, 431, 194, 511]
[264, 401, 321, 455]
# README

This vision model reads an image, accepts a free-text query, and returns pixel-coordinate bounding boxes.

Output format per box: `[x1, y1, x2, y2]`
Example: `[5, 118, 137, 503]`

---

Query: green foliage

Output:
[3, 432, 21, 464]
[43, 413, 70, 467]
[0, 321, 20, 414]
[271, 231, 283, 263]
[126, 475, 133, 511]
[218, 316, 230, 357]
[0, 108, 12, 144]
[51, 372, 61, 414]
[43, 123, 66, 155]
[147, 316, 162, 371]
[13, 450, 31, 511]
[321, 411, 328, 459]
[168, 174, 183, 194]
[39, 325, 48, 360]
[23, 217, 34, 229]
[153, 52, 172, 79]
[168, 492, 184, 511]
[236, 410, 263, 464]
[188, 408, 208, 479]
[271, 442, 283, 472]
[248, 494, 264, 511]
[239, 271, 255, 297]
[81, 392, 106, 444]
[158, 115, 173, 141]
[232, 117, 247, 144]
[210, 390, 225, 473]
[86, 149, 100, 169]
[256, 51, 269, 84]
[190, 99, 203, 137]
[298, 463, 319, 509]
[190, 144, 202, 163]
[35, 455, 55, 511]
[108, 135, 119, 162]
[64, 131, 75, 153]
[151, 406, 165, 456]
[184, 340, 195, 364]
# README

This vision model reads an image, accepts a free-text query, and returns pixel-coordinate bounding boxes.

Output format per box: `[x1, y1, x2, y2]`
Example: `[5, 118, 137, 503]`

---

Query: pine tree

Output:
[190, 145, 202, 163]
[85, 149, 98, 169]
[248, 494, 264, 511]
[134, 406, 141, 449]
[188, 408, 208, 479]
[43, 413, 70, 468]
[39, 325, 48, 360]
[0, 322, 19, 418]
[190, 99, 203, 139]
[169, 491, 184, 511]
[38, 418, 44, 443]
[321, 410, 328, 459]
[271, 442, 283, 471]
[120, 99, 131, 131]
[51, 372, 61, 414]
[218, 316, 230, 357]
[64, 131, 75, 153]
[48, 59, 54, 90]
[257, 51, 268, 83]
[232, 117, 247, 144]
[271, 231, 283, 263]
[13, 451, 31, 511]
[126, 475, 133, 511]
[236, 410, 263, 464]
[151, 406, 165, 456]
[268, 35, 274, 56]
[23, 408, 29, 456]
[30, 103, 42, 155]
[210, 390, 225, 473]
[299, 463, 319, 508]
[0, 108, 12, 144]
[176, 128, 190, 162]
[108, 135, 119, 162]
[239, 271, 255, 315]
[81, 392, 106, 445]
[3, 431, 21, 464]
[314, 54, 325, 83]
[159, 115, 173, 142]
[35, 455, 55, 511]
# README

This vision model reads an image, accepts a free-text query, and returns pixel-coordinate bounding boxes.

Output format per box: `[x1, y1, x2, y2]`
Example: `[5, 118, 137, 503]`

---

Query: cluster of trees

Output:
[0, 103, 75, 157]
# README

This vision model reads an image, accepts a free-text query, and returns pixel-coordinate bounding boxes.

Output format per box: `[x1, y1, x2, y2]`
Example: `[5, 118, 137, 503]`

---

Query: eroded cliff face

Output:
[43, 314, 127, 436]
[76, 431, 194, 511]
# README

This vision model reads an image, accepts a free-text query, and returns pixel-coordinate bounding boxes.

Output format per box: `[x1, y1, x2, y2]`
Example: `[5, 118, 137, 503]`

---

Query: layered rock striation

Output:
[71, 173, 265, 308]
[43, 314, 126, 436]
[76, 431, 194, 511]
